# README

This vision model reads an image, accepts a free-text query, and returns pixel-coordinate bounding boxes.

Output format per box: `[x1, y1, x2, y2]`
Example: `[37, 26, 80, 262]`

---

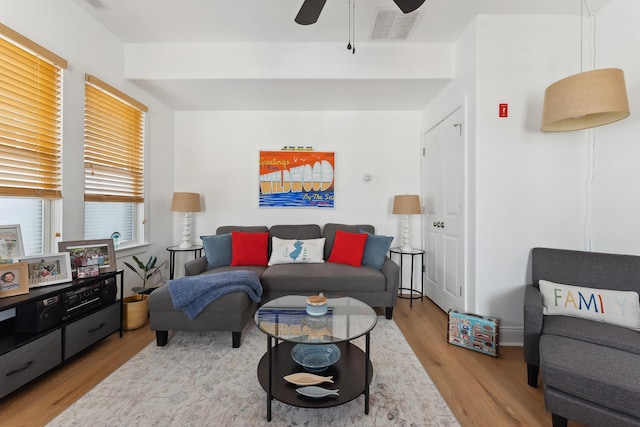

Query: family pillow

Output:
[539, 279, 640, 331]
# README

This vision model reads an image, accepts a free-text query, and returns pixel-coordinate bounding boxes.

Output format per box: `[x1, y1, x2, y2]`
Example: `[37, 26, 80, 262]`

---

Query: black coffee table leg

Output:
[267, 335, 272, 421]
[365, 332, 370, 414]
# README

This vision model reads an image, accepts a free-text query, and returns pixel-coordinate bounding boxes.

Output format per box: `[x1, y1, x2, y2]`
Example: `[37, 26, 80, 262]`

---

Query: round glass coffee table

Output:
[255, 295, 377, 422]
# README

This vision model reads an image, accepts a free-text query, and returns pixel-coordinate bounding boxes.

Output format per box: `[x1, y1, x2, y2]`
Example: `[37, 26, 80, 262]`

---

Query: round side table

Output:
[389, 247, 425, 307]
[166, 245, 203, 279]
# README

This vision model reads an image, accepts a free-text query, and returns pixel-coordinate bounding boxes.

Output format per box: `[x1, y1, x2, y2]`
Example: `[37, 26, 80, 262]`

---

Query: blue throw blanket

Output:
[168, 270, 263, 319]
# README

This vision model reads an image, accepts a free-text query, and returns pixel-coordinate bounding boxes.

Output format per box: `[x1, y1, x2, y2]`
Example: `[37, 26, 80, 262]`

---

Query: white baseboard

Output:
[498, 326, 523, 346]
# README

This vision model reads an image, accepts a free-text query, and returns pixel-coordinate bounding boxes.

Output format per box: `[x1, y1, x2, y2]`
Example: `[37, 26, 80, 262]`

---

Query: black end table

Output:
[165, 245, 203, 279]
[389, 247, 425, 307]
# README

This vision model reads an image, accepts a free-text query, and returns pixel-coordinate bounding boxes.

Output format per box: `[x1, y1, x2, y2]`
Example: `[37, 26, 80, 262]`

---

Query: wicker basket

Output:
[123, 294, 149, 330]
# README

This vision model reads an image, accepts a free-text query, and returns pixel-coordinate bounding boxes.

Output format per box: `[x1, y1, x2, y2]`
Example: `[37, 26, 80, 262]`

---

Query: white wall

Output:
[174, 111, 422, 252]
[422, 3, 640, 344]
[591, 0, 640, 254]
[474, 15, 590, 344]
[0, 0, 176, 294]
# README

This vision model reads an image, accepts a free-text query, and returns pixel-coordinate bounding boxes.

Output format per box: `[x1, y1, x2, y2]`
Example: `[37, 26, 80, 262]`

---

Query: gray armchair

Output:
[524, 247, 640, 427]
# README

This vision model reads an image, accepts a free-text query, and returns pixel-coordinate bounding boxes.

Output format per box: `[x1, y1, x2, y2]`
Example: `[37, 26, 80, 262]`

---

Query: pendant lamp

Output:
[541, 68, 629, 132]
[541, 0, 629, 132]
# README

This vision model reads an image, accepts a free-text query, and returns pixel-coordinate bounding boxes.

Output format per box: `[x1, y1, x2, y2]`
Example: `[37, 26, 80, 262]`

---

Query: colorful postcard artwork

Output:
[259, 151, 335, 208]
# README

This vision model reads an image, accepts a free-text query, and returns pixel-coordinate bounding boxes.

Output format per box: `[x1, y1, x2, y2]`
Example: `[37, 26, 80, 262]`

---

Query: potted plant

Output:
[125, 255, 165, 294]
[122, 255, 165, 330]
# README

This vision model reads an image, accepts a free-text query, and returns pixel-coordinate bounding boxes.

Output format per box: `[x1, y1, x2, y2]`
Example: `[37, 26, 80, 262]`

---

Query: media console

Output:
[0, 270, 123, 399]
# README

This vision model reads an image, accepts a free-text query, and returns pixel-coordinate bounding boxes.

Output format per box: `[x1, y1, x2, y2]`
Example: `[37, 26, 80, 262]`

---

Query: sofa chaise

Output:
[150, 223, 400, 348]
[524, 247, 640, 427]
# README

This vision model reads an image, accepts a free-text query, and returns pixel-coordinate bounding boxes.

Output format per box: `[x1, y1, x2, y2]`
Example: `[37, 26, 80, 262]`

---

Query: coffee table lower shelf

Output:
[257, 340, 373, 420]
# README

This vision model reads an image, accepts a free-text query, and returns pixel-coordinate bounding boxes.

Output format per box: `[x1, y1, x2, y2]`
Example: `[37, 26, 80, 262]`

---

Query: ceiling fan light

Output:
[541, 68, 630, 132]
[392, 0, 426, 14]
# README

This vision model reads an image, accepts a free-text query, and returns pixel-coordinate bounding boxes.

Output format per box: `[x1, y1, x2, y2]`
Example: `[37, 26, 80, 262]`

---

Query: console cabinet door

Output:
[0, 329, 62, 398]
[64, 303, 120, 359]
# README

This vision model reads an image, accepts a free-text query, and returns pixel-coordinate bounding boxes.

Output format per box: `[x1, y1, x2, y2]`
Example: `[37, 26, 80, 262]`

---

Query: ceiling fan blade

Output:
[393, 0, 426, 14]
[295, 0, 327, 25]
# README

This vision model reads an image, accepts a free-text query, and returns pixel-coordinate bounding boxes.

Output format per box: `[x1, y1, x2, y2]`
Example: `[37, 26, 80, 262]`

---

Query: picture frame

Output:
[259, 151, 335, 209]
[0, 224, 25, 263]
[0, 262, 29, 298]
[15, 253, 72, 288]
[77, 264, 100, 279]
[58, 239, 116, 277]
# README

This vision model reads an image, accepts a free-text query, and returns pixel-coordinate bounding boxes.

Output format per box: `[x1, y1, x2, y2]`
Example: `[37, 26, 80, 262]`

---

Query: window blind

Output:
[84, 75, 147, 204]
[0, 24, 66, 199]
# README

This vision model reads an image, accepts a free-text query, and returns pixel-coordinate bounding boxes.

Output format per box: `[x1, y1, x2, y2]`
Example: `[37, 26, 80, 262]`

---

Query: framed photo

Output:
[0, 224, 25, 263]
[77, 264, 100, 279]
[15, 253, 72, 288]
[58, 239, 116, 277]
[0, 262, 29, 298]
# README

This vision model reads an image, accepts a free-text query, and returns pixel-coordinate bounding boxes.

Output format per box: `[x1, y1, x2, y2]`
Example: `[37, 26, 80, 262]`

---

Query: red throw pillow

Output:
[231, 231, 269, 266]
[327, 230, 368, 267]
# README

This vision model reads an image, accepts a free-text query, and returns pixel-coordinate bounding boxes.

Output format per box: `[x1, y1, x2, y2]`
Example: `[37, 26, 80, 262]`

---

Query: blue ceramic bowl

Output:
[291, 343, 341, 372]
[305, 302, 328, 316]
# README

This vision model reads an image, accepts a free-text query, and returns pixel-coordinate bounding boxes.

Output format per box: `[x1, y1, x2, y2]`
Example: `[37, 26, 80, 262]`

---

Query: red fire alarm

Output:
[499, 103, 508, 118]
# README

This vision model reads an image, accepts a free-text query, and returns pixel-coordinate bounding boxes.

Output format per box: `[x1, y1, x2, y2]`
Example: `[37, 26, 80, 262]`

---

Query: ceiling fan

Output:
[295, 0, 426, 25]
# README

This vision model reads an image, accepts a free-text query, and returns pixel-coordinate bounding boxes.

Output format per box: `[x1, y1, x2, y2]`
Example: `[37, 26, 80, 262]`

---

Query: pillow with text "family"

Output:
[539, 279, 640, 331]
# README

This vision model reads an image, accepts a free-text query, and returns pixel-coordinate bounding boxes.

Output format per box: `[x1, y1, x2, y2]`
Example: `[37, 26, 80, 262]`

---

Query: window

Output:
[0, 24, 66, 255]
[83, 75, 147, 247]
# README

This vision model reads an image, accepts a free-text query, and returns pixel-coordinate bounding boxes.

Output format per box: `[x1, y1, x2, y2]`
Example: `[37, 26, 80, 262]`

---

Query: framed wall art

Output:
[16, 253, 72, 288]
[0, 224, 24, 263]
[58, 239, 116, 277]
[0, 262, 28, 298]
[259, 150, 335, 208]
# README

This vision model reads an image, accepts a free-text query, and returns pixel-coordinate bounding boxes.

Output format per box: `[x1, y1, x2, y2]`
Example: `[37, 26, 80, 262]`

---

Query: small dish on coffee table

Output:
[296, 386, 340, 398]
[284, 372, 334, 386]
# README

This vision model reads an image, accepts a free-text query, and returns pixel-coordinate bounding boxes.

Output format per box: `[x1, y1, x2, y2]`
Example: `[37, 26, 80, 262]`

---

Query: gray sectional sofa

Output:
[150, 223, 400, 348]
[187, 223, 400, 318]
[524, 247, 640, 427]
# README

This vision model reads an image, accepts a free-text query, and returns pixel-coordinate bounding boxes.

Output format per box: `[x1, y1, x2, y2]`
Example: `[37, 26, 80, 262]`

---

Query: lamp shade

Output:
[541, 68, 630, 132]
[392, 195, 421, 215]
[171, 192, 201, 212]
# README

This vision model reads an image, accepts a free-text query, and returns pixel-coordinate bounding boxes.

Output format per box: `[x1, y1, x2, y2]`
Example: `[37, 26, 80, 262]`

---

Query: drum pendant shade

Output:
[541, 68, 629, 132]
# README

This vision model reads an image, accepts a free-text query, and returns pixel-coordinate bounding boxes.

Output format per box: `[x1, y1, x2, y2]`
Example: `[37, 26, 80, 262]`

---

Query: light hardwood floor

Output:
[0, 298, 584, 427]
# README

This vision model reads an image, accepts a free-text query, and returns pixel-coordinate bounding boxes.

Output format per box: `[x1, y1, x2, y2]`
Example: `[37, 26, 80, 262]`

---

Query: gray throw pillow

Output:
[360, 230, 393, 270]
[200, 233, 232, 269]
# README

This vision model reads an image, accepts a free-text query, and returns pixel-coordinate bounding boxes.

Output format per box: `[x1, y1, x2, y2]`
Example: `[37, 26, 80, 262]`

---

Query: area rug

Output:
[48, 319, 459, 426]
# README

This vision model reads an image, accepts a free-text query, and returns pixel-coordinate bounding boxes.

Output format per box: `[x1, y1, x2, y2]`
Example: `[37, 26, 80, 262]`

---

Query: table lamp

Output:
[392, 194, 421, 252]
[171, 192, 201, 248]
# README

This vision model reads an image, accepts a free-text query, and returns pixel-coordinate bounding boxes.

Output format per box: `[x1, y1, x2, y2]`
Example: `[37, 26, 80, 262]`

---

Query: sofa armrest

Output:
[185, 256, 207, 276]
[523, 284, 544, 367]
[381, 257, 400, 303]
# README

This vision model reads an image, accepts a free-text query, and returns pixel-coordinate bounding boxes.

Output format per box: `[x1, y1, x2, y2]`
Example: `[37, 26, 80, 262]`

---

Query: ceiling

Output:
[73, 0, 615, 111]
